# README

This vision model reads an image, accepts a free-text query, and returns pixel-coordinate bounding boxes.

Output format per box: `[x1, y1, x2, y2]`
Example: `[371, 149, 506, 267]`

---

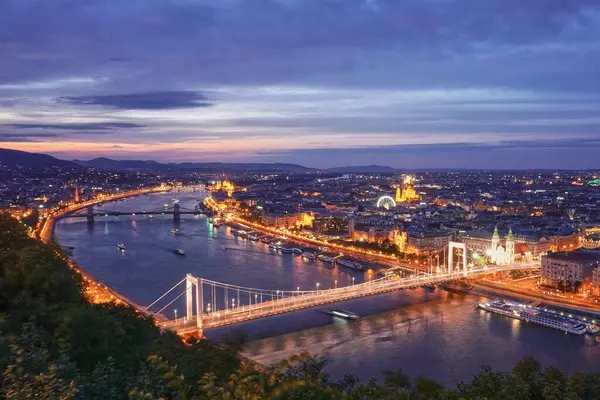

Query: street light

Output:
[352, 277, 355, 286]
[174, 309, 178, 323]
[335, 280, 338, 289]
[316, 283, 320, 293]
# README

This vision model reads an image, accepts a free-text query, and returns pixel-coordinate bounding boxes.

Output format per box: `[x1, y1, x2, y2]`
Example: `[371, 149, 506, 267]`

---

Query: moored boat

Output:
[477, 299, 594, 335]
[260, 236, 273, 244]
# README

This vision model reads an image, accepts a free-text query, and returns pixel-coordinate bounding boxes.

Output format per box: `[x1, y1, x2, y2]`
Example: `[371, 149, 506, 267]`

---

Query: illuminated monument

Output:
[213, 179, 235, 196]
[487, 226, 515, 265]
[395, 176, 421, 203]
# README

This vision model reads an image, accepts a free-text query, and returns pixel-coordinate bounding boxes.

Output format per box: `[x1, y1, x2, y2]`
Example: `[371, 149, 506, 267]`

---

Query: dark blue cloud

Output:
[257, 139, 600, 170]
[5, 122, 145, 130]
[0, 132, 58, 142]
[59, 91, 212, 110]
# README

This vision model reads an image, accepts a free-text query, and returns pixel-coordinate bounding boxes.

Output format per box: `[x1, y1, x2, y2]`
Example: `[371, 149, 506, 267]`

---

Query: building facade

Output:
[540, 252, 599, 289]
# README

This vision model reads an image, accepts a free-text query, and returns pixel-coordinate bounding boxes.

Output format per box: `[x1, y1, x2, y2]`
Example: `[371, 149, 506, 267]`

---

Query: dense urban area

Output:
[2, 148, 600, 398]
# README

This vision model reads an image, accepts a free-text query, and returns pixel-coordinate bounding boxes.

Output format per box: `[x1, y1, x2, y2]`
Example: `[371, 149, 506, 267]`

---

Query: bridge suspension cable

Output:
[154, 287, 190, 316]
[145, 277, 187, 311]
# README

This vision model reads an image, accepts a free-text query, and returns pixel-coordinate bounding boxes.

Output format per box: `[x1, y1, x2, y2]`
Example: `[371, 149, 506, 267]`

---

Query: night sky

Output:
[1, 0, 599, 168]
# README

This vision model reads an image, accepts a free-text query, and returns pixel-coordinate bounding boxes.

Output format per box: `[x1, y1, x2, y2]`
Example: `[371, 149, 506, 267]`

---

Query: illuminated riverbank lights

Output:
[376, 195, 396, 210]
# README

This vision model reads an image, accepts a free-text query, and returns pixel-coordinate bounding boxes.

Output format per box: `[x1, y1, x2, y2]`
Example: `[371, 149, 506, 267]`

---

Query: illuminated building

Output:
[312, 214, 348, 234]
[351, 226, 392, 244]
[393, 226, 407, 252]
[299, 212, 315, 228]
[541, 251, 599, 289]
[405, 231, 452, 256]
[261, 212, 299, 228]
[212, 179, 244, 197]
[486, 226, 514, 264]
[395, 176, 421, 203]
[592, 266, 600, 295]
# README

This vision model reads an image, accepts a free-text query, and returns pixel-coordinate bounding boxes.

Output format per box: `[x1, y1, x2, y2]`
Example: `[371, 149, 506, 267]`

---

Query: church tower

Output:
[395, 186, 402, 203]
[491, 225, 500, 252]
[506, 227, 515, 263]
[74, 186, 80, 203]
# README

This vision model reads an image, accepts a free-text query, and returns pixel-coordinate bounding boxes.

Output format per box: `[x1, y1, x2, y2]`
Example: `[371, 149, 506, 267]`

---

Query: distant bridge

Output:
[63, 203, 206, 223]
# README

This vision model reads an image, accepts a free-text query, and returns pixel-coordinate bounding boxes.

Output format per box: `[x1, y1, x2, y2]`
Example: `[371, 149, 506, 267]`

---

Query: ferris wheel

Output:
[376, 195, 396, 210]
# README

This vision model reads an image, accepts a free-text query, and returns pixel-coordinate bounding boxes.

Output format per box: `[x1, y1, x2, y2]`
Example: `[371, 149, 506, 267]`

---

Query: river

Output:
[54, 191, 600, 386]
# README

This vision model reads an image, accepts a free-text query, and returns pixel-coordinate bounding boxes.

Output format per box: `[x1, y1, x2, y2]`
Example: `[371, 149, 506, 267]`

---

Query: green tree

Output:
[1, 324, 78, 399]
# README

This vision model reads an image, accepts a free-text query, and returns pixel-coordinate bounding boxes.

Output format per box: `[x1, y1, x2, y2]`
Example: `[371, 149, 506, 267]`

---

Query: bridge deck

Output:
[161, 263, 539, 334]
[65, 211, 203, 217]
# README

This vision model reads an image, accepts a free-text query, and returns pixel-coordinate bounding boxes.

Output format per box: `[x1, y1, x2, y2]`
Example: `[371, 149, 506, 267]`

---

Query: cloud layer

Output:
[60, 91, 212, 110]
[0, 0, 599, 167]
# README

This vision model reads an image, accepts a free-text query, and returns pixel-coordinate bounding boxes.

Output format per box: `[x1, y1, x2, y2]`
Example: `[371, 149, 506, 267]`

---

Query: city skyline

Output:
[1, 0, 600, 168]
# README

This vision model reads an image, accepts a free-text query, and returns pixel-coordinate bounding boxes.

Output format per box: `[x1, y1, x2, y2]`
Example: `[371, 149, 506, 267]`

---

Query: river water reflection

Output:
[55, 192, 600, 385]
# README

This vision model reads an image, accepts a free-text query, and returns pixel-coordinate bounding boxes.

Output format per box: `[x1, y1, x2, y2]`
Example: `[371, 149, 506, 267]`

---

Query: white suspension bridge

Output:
[143, 241, 539, 335]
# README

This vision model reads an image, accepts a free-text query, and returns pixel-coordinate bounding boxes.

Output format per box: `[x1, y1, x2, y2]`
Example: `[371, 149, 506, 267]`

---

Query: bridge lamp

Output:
[316, 283, 320, 292]
[174, 309, 178, 322]
[335, 280, 338, 289]
[352, 277, 355, 285]
[207, 303, 211, 312]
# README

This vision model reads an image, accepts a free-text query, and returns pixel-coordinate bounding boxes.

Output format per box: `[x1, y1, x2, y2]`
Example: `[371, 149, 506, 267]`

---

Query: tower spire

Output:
[491, 225, 500, 252]
[492, 225, 500, 239]
[506, 226, 515, 263]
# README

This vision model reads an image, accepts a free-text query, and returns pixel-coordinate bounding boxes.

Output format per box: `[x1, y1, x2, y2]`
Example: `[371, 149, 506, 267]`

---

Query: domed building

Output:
[395, 176, 421, 203]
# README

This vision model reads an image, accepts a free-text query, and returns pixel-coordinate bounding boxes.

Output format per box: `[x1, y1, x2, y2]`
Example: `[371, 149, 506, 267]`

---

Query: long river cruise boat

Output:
[477, 299, 599, 335]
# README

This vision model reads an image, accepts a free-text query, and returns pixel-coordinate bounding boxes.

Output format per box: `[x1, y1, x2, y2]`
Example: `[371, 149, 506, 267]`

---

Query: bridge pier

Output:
[173, 203, 181, 222]
[86, 205, 95, 224]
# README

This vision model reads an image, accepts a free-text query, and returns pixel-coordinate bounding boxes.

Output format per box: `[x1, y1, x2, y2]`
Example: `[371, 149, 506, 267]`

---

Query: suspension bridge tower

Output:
[185, 274, 203, 334]
[448, 241, 468, 276]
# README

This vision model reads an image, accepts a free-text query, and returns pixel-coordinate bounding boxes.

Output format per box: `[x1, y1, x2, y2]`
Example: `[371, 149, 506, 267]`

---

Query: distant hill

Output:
[0, 148, 79, 168]
[74, 158, 167, 171]
[74, 157, 316, 173]
[326, 165, 398, 173]
[0, 148, 399, 173]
